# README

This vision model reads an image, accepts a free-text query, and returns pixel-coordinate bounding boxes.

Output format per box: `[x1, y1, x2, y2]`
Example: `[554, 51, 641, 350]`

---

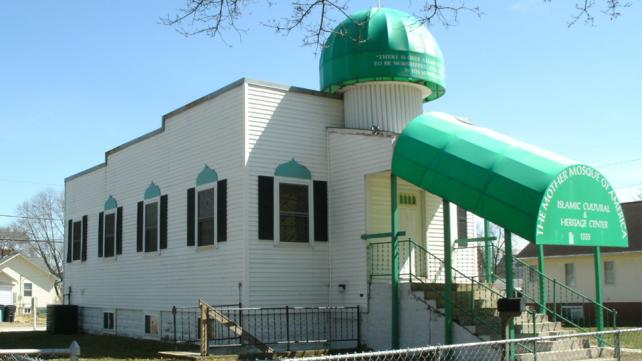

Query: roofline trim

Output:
[66, 78, 341, 183]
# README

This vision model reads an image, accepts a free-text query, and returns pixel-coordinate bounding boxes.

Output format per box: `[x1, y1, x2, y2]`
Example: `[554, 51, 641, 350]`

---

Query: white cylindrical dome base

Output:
[343, 82, 427, 133]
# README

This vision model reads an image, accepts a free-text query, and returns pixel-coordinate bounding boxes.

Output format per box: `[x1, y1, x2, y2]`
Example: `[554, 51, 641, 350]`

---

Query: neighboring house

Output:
[517, 200, 642, 326]
[0, 252, 61, 314]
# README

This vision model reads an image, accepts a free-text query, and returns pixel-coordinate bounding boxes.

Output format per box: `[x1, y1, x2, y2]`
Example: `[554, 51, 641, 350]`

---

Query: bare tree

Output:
[0, 225, 28, 256]
[162, 1, 634, 47]
[13, 189, 65, 297]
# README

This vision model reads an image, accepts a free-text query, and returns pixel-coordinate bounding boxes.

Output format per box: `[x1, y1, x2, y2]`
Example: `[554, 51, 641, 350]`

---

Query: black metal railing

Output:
[168, 304, 360, 349]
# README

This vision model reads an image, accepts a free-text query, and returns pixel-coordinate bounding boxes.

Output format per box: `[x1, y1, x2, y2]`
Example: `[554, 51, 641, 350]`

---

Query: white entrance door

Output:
[0, 284, 13, 305]
[398, 190, 425, 278]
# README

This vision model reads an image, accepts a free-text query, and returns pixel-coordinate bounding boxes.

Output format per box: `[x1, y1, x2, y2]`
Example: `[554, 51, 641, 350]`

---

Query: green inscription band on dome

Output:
[320, 7, 446, 102]
[535, 165, 628, 247]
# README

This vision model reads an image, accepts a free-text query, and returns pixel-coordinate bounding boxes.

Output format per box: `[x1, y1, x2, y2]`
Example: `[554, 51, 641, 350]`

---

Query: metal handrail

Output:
[367, 239, 505, 339]
[408, 239, 504, 298]
[484, 243, 616, 347]
[490, 243, 617, 318]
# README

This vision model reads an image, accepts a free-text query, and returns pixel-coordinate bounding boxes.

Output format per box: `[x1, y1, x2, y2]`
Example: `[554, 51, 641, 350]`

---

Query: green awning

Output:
[392, 112, 628, 247]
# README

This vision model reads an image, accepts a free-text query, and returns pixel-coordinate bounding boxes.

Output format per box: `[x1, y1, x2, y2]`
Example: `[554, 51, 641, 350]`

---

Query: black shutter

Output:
[313, 181, 328, 242]
[187, 188, 195, 246]
[160, 194, 168, 249]
[217, 179, 227, 242]
[457, 206, 468, 240]
[81, 215, 88, 261]
[136, 201, 144, 252]
[258, 176, 274, 240]
[116, 207, 123, 255]
[66, 219, 73, 263]
[98, 212, 104, 257]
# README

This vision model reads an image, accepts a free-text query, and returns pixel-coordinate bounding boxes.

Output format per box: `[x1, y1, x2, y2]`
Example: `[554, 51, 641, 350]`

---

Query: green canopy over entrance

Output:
[391, 112, 628, 247]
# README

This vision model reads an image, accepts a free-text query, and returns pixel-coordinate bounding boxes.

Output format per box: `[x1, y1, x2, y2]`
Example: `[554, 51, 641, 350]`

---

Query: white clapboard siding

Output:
[244, 82, 343, 307]
[64, 83, 246, 311]
[327, 130, 398, 309]
[343, 82, 424, 133]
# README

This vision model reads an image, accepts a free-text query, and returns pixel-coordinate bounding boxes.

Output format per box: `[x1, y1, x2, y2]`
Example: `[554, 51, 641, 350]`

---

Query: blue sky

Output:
[0, 1, 640, 226]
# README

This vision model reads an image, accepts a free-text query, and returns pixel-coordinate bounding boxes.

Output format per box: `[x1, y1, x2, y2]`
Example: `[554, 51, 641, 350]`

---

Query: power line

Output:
[0, 237, 64, 244]
[0, 214, 58, 221]
[0, 178, 63, 187]
[596, 157, 642, 168]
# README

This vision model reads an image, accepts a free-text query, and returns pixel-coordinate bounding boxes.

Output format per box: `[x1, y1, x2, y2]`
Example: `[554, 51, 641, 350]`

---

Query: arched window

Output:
[186, 165, 227, 247]
[97, 195, 123, 258]
[136, 182, 168, 253]
[258, 159, 328, 244]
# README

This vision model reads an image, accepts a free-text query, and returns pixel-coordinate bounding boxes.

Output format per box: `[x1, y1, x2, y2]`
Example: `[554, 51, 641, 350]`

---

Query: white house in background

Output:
[517, 200, 642, 326]
[0, 252, 60, 314]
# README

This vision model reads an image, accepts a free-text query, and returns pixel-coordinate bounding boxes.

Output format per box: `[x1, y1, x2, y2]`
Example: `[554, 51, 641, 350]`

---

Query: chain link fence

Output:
[272, 328, 642, 361]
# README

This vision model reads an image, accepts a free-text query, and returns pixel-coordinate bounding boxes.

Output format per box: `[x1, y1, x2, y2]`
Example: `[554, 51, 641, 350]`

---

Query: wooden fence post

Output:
[32, 298, 37, 330]
[199, 300, 208, 356]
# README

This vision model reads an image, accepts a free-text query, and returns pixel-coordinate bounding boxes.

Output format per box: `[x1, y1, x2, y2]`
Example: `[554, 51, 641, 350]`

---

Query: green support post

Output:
[505, 230, 515, 360]
[594, 247, 604, 333]
[443, 200, 453, 345]
[390, 174, 400, 349]
[484, 220, 493, 283]
[537, 245, 547, 314]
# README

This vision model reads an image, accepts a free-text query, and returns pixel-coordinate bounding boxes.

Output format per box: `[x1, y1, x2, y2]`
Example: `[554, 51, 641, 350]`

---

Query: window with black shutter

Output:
[98, 212, 104, 258]
[116, 207, 123, 255]
[217, 179, 227, 242]
[187, 188, 195, 246]
[260, 168, 328, 244]
[313, 181, 328, 242]
[104, 212, 116, 257]
[279, 183, 309, 242]
[258, 176, 274, 240]
[160, 195, 168, 250]
[72, 221, 81, 261]
[145, 201, 158, 252]
[457, 206, 468, 240]
[81, 215, 88, 261]
[136, 201, 143, 252]
[189, 179, 227, 247]
[197, 188, 215, 246]
[66, 220, 73, 263]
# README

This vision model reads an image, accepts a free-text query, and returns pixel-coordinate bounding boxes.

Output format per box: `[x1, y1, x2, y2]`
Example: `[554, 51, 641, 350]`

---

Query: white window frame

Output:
[564, 263, 576, 287]
[143, 197, 161, 254]
[103, 209, 117, 259]
[195, 183, 217, 248]
[273, 177, 314, 245]
[103, 311, 115, 332]
[71, 219, 83, 262]
[23, 282, 32, 297]
[561, 305, 584, 324]
[604, 260, 615, 285]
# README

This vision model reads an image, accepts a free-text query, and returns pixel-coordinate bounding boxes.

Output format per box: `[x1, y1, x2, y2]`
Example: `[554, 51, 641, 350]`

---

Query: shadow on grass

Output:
[0, 331, 197, 359]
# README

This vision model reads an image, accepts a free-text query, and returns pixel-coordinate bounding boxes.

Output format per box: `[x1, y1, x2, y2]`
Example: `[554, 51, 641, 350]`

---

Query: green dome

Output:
[320, 8, 446, 102]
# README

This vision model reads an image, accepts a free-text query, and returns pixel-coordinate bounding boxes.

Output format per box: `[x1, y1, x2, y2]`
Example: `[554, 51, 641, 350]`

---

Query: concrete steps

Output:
[414, 281, 612, 361]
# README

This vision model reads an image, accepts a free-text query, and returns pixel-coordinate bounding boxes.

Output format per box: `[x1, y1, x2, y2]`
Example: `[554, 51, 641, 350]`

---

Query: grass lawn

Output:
[0, 331, 200, 361]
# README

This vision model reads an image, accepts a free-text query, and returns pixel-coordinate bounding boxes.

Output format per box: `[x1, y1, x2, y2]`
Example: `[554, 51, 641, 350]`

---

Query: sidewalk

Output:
[0, 322, 46, 332]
